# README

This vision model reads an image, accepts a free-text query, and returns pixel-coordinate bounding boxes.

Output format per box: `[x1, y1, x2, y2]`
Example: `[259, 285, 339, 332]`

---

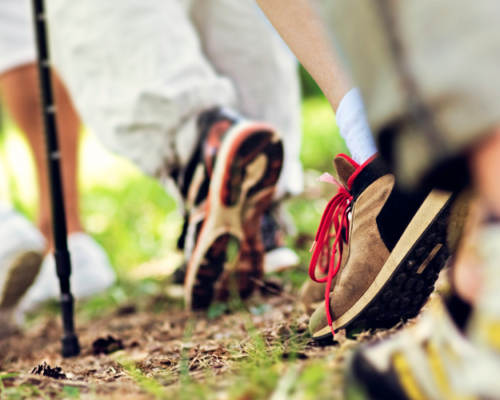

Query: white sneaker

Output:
[264, 247, 300, 274]
[19, 232, 116, 313]
[0, 202, 45, 336]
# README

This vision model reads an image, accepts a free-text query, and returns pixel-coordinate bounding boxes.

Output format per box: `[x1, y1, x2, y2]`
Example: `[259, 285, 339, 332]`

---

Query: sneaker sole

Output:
[217, 188, 279, 301]
[225, 141, 285, 300]
[0, 250, 43, 331]
[312, 189, 456, 341]
[184, 121, 282, 310]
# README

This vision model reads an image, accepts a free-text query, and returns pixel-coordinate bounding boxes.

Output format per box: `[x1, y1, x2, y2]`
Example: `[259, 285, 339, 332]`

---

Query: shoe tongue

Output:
[333, 155, 359, 188]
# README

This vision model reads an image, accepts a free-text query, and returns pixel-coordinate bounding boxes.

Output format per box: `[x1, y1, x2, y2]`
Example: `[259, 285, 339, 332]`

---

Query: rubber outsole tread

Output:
[191, 234, 235, 310]
[189, 129, 282, 310]
[0, 251, 43, 310]
[313, 195, 454, 343]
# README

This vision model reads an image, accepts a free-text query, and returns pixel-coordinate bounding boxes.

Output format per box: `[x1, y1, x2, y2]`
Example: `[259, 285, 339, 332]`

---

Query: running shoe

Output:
[175, 108, 283, 310]
[0, 202, 44, 336]
[19, 232, 116, 313]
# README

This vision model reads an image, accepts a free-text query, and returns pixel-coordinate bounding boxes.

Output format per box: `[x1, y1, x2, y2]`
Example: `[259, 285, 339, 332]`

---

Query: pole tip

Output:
[61, 334, 80, 358]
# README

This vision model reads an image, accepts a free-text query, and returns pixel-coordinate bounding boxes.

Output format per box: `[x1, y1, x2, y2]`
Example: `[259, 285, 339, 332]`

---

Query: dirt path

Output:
[1, 293, 344, 399]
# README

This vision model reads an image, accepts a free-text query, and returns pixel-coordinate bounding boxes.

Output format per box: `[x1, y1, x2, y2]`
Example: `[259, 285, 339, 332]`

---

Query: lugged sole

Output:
[0, 250, 43, 335]
[312, 190, 455, 342]
[0, 251, 43, 310]
[184, 121, 282, 310]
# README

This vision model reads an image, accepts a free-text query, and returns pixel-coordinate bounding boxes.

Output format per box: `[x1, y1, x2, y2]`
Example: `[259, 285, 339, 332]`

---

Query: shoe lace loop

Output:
[309, 175, 353, 336]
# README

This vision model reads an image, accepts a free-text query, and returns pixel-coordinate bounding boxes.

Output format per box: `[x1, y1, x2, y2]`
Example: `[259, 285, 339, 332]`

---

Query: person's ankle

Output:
[67, 225, 84, 236]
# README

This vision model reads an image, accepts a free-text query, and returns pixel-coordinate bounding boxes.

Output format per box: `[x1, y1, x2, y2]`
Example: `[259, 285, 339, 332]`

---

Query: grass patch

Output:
[0, 96, 358, 399]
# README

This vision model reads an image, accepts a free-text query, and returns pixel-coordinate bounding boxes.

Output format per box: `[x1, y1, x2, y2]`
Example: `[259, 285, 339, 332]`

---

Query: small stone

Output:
[92, 335, 124, 355]
[406, 260, 416, 270]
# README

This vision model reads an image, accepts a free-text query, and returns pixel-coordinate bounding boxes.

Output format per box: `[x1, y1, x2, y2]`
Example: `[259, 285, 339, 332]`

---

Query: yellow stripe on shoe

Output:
[393, 352, 428, 400]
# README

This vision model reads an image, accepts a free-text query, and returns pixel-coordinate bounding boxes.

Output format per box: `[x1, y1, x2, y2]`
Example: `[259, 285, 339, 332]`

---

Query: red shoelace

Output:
[309, 174, 353, 336]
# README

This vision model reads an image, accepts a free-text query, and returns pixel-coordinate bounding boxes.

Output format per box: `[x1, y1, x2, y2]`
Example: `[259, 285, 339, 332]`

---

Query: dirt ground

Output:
[0, 270, 446, 400]
[0, 290, 342, 399]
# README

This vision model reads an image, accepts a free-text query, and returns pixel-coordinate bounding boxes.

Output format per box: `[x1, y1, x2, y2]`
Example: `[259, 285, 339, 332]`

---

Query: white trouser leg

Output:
[47, 0, 237, 176]
[190, 0, 304, 197]
[0, 0, 36, 75]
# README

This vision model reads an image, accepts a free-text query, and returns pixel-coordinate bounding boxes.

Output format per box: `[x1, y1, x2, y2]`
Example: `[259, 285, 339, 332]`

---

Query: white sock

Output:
[336, 88, 378, 164]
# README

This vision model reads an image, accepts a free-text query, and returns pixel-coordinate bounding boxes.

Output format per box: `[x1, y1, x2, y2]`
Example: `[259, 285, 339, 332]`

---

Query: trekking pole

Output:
[30, 0, 80, 358]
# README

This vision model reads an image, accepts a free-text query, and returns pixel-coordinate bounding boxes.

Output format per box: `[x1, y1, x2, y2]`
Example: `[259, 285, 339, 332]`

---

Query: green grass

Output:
[0, 94, 352, 400]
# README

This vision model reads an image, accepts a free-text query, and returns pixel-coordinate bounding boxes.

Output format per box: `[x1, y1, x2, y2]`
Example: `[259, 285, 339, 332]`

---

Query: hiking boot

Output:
[309, 154, 456, 342]
[175, 108, 283, 310]
[0, 202, 45, 336]
[299, 242, 348, 316]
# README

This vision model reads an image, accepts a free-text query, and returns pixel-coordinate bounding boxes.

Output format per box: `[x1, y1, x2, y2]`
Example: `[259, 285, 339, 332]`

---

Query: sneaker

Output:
[309, 154, 456, 342]
[19, 232, 116, 312]
[347, 276, 500, 400]
[261, 207, 300, 274]
[173, 204, 298, 290]
[175, 108, 283, 310]
[0, 202, 45, 336]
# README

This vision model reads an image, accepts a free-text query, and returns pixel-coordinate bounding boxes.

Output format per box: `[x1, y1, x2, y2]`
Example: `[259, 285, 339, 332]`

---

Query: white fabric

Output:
[264, 247, 300, 274]
[470, 224, 500, 351]
[365, 299, 500, 399]
[0, 0, 36, 75]
[0, 201, 45, 294]
[336, 88, 378, 164]
[45, 0, 303, 197]
[19, 232, 116, 312]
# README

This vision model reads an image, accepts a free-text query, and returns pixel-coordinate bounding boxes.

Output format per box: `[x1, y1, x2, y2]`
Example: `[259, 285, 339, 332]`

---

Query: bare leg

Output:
[452, 129, 500, 306]
[0, 64, 83, 249]
[256, 0, 378, 165]
[256, 0, 351, 111]
[470, 129, 500, 218]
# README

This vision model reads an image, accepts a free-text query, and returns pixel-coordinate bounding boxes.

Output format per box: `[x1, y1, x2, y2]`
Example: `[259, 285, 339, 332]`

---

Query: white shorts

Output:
[48, 0, 304, 196]
[0, 0, 36, 75]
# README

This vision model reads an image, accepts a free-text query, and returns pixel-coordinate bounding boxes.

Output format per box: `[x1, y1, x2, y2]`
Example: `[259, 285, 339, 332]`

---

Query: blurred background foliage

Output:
[0, 65, 349, 302]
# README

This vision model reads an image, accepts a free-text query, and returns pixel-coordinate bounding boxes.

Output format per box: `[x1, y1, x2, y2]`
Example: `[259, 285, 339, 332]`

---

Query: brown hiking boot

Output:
[299, 238, 348, 316]
[309, 154, 456, 343]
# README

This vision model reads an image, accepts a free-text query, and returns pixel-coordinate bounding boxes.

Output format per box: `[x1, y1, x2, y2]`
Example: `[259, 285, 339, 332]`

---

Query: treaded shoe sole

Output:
[220, 140, 284, 300]
[312, 190, 455, 342]
[184, 121, 282, 310]
[0, 250, 43, 335]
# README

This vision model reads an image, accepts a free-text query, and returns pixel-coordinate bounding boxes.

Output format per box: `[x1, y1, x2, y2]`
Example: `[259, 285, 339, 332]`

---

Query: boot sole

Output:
[0, 250, 43, 333]
[312, 189, 457, 341]
[184, 121, 282, 310]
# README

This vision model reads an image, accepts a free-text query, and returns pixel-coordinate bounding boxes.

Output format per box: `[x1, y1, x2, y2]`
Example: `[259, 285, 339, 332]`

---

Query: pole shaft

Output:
[30, 0, 80, 357]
